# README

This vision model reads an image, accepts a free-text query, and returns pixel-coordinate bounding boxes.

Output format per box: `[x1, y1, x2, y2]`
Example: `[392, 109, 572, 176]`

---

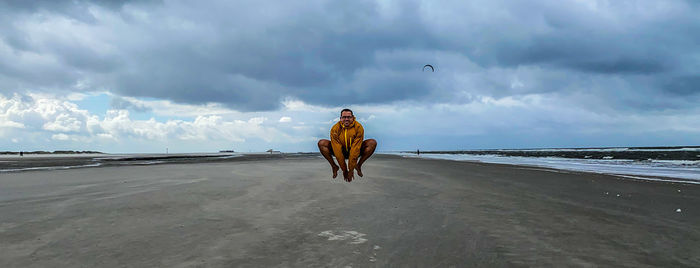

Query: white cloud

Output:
[43, 113, 83, 132]
[66, 92, 88, 101]
[0, 120, 24, 128]
[3, 91, 700, 152]
[282, 99, 336, 113]
[0, 93, 319, 152]
[51, 133, 70, 141]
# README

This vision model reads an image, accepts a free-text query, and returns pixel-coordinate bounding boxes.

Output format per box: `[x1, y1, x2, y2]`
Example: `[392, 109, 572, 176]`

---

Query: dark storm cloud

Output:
[450, 1, 697, 76]
[0, 0, 159, 26]
[488, 37, 671, 75]
[0, 0, 699, 111]
[0, 0, 157, 13]
[663, 75, 700, 96]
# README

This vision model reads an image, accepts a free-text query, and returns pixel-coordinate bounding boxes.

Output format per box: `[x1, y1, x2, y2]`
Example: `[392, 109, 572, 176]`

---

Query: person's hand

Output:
[343, 170, 349, 181]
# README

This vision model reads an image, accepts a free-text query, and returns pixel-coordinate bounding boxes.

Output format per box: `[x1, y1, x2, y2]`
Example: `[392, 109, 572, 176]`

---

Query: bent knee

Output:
[366, 139, 377, 146]
[317, 139, 331, 147]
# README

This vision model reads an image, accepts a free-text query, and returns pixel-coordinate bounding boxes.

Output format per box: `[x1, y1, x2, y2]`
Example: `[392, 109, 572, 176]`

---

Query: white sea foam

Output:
[492, 147, 700, 152]
[393, 153, 700, 183]
[649, 159, 700, 166]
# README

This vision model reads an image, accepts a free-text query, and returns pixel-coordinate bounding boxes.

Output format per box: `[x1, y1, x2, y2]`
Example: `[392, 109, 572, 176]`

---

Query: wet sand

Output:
[1, 154, 699, 267]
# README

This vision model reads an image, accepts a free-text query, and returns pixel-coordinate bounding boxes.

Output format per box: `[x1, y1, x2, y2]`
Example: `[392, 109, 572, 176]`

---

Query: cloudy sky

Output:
[1, 0, 699, 153]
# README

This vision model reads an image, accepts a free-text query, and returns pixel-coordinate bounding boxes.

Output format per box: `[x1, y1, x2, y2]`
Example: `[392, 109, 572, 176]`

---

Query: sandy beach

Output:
[1, 154, 698, 267]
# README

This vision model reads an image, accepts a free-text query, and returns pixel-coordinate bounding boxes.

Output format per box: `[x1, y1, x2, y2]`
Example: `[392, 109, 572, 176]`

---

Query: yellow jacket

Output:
[330, 120, 364, 172]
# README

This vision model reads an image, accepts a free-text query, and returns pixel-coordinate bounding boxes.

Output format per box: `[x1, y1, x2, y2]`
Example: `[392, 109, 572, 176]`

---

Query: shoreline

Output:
[403, 146, 700, 161]
[396, 153, 700, 184]
[2, 153, 698, 185]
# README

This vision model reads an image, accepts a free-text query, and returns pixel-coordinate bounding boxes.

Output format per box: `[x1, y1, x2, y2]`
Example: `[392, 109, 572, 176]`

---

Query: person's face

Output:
[340, 111, 354, 127]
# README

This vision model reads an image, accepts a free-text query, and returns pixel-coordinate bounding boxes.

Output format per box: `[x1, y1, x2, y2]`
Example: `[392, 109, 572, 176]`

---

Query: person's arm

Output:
[347, 125, 364, 173]
[330, 126, 348, 171]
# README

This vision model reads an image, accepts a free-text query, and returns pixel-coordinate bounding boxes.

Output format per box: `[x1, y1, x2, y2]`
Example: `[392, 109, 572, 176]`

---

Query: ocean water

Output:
[393, 151, 700, 184]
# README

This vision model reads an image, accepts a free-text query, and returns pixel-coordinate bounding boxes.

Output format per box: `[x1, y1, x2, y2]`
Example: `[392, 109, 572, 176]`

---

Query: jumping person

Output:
[318, 109, 377, 182]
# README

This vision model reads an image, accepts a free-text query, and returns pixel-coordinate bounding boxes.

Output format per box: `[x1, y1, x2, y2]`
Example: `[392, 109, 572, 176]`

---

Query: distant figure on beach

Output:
[20, 151, 23, 157]
[318, 109, 377, 182]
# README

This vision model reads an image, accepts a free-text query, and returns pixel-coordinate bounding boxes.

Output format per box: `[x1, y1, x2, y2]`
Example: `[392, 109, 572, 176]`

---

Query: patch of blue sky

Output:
[73, 93, 110, 118]
[129, 113, 191, 122]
